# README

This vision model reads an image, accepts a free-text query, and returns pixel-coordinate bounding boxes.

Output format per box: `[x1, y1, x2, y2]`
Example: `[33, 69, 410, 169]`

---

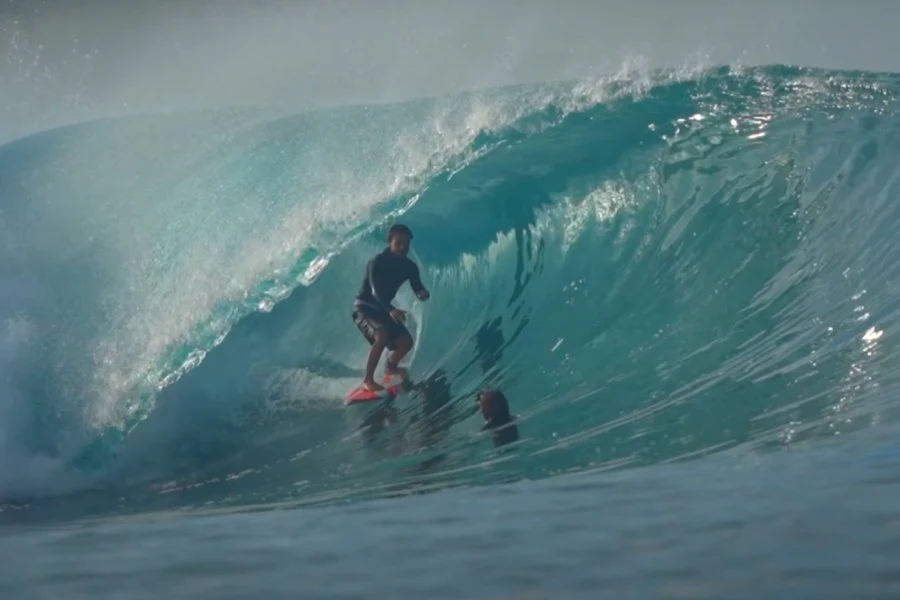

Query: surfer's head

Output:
[387, 223, 413, 256]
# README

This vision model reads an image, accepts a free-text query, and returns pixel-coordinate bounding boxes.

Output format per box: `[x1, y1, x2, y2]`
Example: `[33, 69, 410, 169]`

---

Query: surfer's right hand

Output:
[390, 309, 406, 324]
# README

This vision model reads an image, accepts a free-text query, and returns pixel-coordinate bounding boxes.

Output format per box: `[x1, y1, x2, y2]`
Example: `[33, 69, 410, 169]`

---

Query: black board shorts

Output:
[352, 305, 410, 351]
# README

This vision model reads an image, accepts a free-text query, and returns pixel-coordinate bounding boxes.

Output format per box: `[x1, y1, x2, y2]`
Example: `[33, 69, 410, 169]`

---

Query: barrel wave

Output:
[2, 64, 900, 520]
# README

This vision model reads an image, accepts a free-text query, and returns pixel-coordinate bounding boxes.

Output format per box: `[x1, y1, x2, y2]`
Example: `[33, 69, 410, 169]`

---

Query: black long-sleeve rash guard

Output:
[354, 247, 425, 312]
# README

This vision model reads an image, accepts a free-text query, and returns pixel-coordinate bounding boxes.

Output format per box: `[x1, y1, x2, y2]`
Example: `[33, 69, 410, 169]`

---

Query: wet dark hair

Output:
[476, 388, 518, 448]
[476, 388, 512, 423]
[387, 223, 413, 243]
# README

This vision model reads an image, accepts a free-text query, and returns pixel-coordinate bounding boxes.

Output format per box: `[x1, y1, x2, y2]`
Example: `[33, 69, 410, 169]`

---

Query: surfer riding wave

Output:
[351, 224, 430, 392]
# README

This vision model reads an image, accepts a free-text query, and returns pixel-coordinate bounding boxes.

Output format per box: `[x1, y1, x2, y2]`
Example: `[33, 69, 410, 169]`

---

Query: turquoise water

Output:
[4, 430, 900, 598]
[2, 64, 900, 596]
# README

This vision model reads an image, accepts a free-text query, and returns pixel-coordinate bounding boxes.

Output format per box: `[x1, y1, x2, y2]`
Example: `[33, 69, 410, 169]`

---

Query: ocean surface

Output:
[2, 63, 900, 598]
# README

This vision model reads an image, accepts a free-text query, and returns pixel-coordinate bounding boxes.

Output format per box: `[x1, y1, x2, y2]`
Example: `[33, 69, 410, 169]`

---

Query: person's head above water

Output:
[476, 388, 519, 448]
[476, 388, 512, 425]
[387, 223, 413, 256]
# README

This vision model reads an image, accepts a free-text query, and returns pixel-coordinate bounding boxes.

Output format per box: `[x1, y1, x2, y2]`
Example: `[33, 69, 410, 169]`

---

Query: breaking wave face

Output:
[3, 64, 900, 518]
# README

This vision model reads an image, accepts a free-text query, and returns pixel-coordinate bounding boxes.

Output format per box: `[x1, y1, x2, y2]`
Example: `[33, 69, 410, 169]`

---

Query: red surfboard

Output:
[345, 374, 407, 406]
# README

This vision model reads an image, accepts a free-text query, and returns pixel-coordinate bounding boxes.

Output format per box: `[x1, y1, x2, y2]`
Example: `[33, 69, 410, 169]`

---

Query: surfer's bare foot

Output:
[363, 379, 385, 391]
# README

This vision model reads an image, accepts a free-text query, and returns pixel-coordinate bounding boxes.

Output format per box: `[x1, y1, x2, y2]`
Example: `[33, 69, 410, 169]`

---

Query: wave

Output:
[2, 64, 900, 516]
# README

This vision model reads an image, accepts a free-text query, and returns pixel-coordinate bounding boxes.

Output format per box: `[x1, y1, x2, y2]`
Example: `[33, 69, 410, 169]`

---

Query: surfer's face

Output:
[389, 232, 411, 256]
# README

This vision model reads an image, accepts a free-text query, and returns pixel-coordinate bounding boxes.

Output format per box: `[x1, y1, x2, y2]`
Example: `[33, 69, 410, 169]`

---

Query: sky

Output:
[1, 0, 898, 141]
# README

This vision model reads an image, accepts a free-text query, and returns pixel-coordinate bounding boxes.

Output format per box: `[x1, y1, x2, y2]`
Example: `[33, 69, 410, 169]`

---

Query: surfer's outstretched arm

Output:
[408, 263, 430, 301]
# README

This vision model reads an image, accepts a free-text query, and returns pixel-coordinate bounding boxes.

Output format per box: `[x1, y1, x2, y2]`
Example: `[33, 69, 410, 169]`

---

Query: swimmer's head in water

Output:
[476, 388, 512, 424]
[476, 388, 519, 448]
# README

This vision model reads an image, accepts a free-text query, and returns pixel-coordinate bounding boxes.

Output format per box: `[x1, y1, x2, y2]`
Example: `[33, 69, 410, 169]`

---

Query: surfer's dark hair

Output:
[387, 223, 413, 242]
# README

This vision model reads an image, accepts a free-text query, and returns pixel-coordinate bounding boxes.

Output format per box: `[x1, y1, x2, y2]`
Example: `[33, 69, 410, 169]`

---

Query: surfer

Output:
[352, 223, 430, 392]
[476, 388, 519, 448]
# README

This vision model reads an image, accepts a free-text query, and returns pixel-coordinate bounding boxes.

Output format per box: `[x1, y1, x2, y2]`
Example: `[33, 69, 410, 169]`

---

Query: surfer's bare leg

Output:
[364, 329, 388, 391]
[385, 333, 412, 379]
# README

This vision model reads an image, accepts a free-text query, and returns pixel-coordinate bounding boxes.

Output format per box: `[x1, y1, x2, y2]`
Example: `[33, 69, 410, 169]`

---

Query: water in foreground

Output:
[2, 424, 900, 599]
